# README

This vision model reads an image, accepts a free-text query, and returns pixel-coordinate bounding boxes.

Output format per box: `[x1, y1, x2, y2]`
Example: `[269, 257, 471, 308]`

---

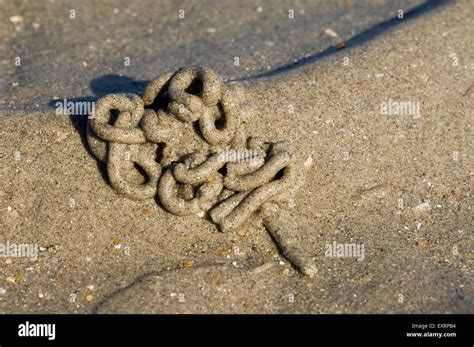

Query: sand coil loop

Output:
[86, 66, 315, 275]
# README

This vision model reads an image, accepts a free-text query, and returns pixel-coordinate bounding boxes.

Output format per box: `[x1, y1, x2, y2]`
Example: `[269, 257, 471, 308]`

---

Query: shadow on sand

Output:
[48, 0, 450, 150]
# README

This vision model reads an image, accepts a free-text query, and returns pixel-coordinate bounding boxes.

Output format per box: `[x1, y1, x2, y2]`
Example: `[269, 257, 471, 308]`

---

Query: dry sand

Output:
[0, 0, 472, 313]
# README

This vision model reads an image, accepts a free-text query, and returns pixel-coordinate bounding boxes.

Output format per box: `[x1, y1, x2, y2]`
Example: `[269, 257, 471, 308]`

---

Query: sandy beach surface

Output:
[0, 0, 472, 313]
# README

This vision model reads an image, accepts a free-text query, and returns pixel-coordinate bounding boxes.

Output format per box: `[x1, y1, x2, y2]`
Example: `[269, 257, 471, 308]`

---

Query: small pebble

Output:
[68, 198, 76, 208]
[324, 28, 339, 38]
[415, 201, 431, 211]
[9, 15, 24, 24]
[85, 294, 93, 302]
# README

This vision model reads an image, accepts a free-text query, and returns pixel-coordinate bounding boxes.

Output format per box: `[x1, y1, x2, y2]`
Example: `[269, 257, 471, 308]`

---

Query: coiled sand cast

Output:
[87, 66, 316, 277]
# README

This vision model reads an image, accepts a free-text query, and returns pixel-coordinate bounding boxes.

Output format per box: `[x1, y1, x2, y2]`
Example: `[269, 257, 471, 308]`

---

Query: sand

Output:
[1, 0, 424, 113]
[0, 0, 472, 313]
